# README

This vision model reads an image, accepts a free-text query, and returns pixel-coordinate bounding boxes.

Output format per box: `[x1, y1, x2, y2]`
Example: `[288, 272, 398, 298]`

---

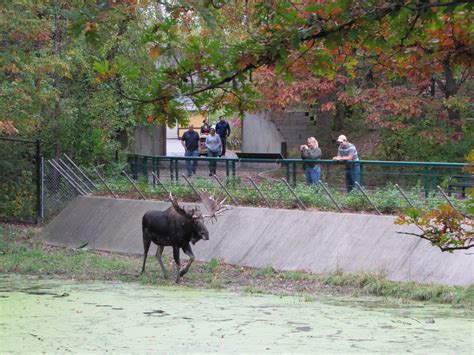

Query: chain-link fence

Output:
[0, 137, 41, 223]
[42, 155, 96, 222]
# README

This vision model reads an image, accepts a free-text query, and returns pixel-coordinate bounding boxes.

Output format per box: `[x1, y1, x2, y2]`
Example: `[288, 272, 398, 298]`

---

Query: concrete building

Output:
[242, 111, 318, 157]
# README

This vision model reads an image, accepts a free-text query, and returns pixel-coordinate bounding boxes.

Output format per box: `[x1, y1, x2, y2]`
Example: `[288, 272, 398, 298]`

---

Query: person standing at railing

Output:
[332, 134, 360, 193]
[300, 137, 322, 185]
[205, 127, 222, 176]
[181, 124, 200, 177]
[215, 116, 231, 157]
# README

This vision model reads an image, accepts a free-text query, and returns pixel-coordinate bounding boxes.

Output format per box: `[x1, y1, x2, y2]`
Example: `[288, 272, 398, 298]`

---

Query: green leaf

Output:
[93, 60, 110, 74]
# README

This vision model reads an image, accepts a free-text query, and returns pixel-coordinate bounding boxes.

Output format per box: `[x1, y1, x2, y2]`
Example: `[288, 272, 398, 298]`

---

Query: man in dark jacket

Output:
[215, 116, 231, 156]
[181, 124, 200, 177]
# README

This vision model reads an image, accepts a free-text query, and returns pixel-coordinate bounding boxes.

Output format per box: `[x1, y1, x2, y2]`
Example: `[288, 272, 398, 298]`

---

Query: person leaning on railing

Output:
[332, 134, 360, 193]
[300, 137, 322, 185]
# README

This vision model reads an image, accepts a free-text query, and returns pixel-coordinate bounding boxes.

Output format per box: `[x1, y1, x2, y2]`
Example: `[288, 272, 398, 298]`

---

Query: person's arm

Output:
[227, 123, 231, 137]
[332, 147, 343, 160]
[205, 135, 211, 150]
[180, 133, 186, 149]
[312, 148, 322, 160]
[300, 145, 308, 159]
[337, 154, 353, 161]
[333, 146, 355, 161]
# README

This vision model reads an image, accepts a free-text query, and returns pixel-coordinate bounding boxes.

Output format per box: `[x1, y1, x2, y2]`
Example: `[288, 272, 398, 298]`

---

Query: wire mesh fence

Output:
[42, 155, 97, 222]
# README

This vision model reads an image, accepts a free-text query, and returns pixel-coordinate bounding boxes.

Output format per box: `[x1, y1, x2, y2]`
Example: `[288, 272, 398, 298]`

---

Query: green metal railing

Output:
[127, 154, 468, 196]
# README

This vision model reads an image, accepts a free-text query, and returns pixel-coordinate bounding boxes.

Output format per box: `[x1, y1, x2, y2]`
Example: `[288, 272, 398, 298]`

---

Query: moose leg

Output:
[179, 244, 195, 277]
[172, 246, 181, 284]
[155, 245, 169, 279]
[140, 231, 152, 275]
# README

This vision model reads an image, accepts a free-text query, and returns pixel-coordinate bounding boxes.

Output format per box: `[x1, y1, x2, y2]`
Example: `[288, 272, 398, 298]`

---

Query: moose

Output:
[141, 192, 227, 283]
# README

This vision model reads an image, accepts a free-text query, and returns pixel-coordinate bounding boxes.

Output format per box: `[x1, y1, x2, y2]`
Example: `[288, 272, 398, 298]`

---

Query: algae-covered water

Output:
[0, 275, 473, 353]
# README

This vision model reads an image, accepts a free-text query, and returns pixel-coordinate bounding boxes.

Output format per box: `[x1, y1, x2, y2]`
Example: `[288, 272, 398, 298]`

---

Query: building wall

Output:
[242, 111, 318, 156]
[132, 125, 166, 156]
[242, 112, 285, 153]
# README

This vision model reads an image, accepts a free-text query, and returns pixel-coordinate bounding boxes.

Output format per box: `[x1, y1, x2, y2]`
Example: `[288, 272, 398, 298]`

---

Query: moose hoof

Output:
[175, 277, 181, 284]
[179, 269, 188, 277]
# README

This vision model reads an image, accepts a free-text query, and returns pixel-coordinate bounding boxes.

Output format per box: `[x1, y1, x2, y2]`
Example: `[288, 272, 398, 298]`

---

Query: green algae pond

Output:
[1, 275, 473, 354]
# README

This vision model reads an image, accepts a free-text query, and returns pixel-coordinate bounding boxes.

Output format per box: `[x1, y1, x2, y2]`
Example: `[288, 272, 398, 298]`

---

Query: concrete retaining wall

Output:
[40, 196, 474, 286]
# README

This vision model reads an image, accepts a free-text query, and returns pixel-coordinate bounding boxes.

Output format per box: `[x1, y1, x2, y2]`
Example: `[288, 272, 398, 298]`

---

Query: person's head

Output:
[219, 116, 225, 122]
[210, 127, 216, 135]
[188, 124, 194, 132]
[307, 137, 318, 148]
[336, 134, 348, 147]
[203, 118, 208, 124]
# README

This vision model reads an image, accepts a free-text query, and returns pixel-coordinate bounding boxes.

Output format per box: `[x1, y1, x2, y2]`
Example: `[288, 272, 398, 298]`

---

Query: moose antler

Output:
[200, 191, 230, 222]
[169, 192, 201, 219]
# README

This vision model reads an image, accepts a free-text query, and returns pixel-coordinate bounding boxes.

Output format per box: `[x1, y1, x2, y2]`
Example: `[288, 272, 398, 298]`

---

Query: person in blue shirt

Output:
[181, 124, 200, 177]
[215, 116, 231, 156]
[332, 134, 360, 193]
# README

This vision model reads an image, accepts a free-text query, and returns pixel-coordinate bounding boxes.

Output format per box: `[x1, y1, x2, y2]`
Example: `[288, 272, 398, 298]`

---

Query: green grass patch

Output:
[1, 224, 472, 308]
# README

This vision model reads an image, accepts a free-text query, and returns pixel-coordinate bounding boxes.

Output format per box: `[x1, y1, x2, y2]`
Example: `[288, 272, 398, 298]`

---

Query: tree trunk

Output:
[442, 57, 462, 132]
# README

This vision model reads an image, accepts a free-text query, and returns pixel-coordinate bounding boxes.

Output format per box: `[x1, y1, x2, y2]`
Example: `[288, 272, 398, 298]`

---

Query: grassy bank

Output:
[1, 224, 473, 308]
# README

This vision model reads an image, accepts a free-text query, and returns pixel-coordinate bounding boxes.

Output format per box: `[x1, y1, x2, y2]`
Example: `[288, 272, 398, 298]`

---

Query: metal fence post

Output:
[214, 174, 239, 205]
[394, 184, 416, 209]
[292, 162, 297, 187]
[437, 185, 459, 213]
[355, 182, 381, 215]
[182, 174, 202, 200]
[57, 158, 93, 193]
[169, 159, 174, 181]
[318, 180, 343, 213]
[281, 178, 306, 210]
[94, 168, 117, 199]
[151, 172, 169, 194]
[174, 159, 179, 181]
[142, 156, 148, 182]
[133, 155, 139, 180]
[36, 140, 43, 224]
[423, 166, 429, 198]
[248, 176, 272, 208]
[122, 171, 146, 200]
[63, 154, 97, 190]
[48, 160, 86, 196]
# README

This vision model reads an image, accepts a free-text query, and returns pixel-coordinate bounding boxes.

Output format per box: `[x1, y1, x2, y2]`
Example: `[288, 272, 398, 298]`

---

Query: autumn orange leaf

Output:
[149, 45, 160, 60]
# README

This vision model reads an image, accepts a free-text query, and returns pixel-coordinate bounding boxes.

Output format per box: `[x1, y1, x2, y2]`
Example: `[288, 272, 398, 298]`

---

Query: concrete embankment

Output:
[40, 196, 474, 286]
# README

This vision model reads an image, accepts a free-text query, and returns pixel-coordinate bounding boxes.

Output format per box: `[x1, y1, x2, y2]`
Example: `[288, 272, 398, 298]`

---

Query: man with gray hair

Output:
[332, 134, 360, 193]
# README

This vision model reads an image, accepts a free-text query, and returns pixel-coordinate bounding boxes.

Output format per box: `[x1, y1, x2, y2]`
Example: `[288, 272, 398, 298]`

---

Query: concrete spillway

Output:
[40, 196, 474, 286]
